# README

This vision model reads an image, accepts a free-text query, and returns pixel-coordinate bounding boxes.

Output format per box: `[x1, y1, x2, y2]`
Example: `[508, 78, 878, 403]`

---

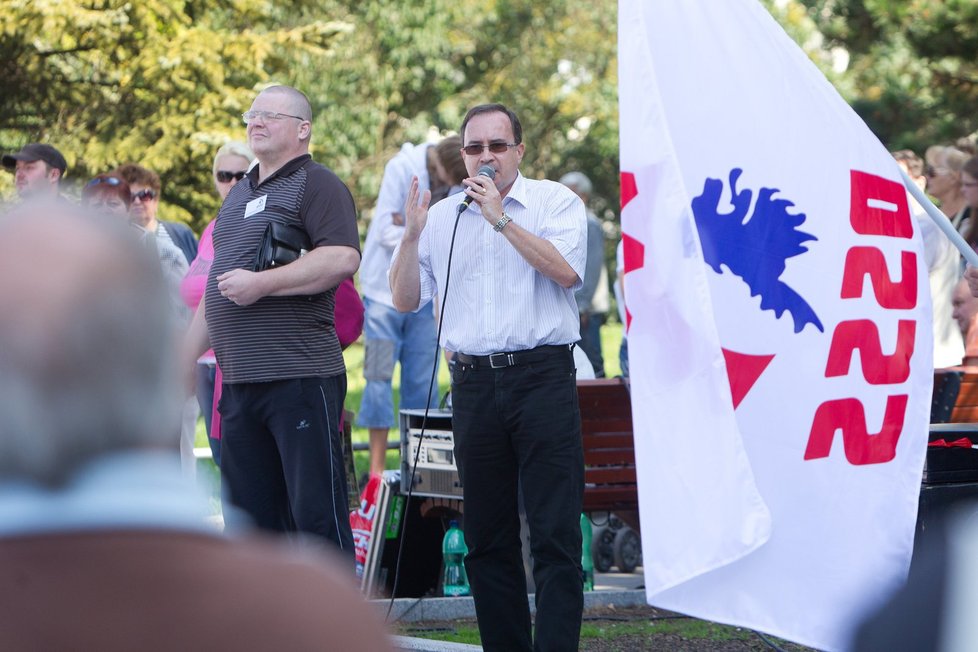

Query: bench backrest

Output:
[577, 378, 637, 513]
[950, 371, 978, 423]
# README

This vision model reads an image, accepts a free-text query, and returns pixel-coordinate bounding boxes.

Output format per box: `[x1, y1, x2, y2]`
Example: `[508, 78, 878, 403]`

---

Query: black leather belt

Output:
[454, 344, 572, 369]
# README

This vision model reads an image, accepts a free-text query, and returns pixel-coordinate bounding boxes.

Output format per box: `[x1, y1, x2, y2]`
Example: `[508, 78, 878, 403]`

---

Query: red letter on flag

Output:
[804, 395, 909, 465]
[850, 171, 913, 238]
[840, 247, 918, 309]
[824, 319, 916, 384]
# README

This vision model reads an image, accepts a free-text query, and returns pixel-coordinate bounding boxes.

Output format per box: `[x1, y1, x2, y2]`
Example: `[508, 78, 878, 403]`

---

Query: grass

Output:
[393, 610, 813, 651]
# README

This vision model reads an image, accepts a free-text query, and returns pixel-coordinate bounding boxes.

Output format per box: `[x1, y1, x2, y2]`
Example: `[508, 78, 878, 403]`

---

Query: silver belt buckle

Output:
[488, 352, 512, 369]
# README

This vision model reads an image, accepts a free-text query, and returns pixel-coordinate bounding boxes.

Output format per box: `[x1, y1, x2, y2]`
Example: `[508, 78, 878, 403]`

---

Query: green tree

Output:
[797, 0, 978, 150]
[0, 0, 349, 225]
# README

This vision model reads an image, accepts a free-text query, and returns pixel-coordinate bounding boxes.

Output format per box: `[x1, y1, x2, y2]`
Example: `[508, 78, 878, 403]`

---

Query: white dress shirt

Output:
[360, 142, 432, 308]
[393, 172, 586, 355]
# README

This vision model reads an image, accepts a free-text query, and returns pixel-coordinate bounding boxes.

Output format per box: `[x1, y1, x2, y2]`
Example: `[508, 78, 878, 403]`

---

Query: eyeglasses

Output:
[216, 170, 247, 183]
[131, 189, 157, 202]
[242, 110, 305, 125]
[462, 142, 519, 156]
[926, 166, 950, 178]
[85, 176, 123, 187]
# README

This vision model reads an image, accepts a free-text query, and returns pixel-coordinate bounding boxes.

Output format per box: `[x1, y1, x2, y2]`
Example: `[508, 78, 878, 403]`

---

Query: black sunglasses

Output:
[462, 142, 518, 156]
[86, 176, 123, 187]
[216, 170, 247, 183]
[131, 189, 157, 202]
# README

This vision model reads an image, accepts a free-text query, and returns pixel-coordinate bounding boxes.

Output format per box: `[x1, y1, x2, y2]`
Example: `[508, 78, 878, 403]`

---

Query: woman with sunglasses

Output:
[925, 145, 971, 232]
[212, 142, 254, 200]
[179, 142, 255, 468]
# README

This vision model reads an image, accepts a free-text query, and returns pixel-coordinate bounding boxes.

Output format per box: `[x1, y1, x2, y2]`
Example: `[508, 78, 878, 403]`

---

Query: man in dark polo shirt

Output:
[184, 85, 360, 553]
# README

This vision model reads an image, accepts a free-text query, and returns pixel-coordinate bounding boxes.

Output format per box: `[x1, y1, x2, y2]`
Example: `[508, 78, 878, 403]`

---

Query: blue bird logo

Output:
[692, 168, 823, 333]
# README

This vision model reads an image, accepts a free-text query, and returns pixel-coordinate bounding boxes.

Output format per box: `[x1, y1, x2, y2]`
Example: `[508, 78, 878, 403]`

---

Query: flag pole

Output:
[899, 167, 978, 267]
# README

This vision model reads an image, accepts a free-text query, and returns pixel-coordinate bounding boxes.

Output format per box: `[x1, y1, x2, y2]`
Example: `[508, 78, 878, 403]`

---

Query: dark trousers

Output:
[218, 376, 354, 555]
[578, 313, 606, 378]
[451, 352, 584, 652]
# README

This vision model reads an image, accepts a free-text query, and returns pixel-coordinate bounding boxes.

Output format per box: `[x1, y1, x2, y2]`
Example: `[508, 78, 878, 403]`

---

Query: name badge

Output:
[244, 195, 267, 218]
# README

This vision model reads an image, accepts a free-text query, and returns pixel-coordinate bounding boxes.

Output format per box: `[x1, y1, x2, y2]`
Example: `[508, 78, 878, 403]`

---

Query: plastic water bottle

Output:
[442, 520, 470, 597]
[581, 513, 594, 591]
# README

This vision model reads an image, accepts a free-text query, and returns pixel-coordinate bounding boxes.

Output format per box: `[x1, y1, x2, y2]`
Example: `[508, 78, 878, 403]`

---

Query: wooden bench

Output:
[577, 378, 640, 531]
[932, 369, 978, 423]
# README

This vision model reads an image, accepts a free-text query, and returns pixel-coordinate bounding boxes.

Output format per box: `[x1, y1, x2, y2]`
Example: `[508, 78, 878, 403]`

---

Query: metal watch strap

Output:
[493, 213, 512, 232]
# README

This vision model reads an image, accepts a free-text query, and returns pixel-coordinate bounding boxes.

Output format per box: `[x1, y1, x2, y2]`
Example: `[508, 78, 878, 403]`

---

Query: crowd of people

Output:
[0, 86, 607, 651]
[894, 143, 978, 369]
[10, 73, 978, 649]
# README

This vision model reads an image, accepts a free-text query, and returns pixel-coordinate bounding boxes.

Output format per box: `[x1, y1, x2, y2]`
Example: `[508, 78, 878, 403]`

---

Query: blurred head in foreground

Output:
[0, 200, 181, 486]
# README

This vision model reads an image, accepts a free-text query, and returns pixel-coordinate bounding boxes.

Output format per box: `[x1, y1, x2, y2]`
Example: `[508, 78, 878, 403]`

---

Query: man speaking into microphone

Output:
[390, 103, 587, 652]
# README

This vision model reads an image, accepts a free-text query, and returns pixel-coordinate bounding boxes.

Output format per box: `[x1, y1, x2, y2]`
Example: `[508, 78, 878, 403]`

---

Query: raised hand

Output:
[403, 175, 431, 242]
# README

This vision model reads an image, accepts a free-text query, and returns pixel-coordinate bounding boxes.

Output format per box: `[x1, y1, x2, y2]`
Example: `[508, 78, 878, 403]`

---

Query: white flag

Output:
[619, 1, 933, 650]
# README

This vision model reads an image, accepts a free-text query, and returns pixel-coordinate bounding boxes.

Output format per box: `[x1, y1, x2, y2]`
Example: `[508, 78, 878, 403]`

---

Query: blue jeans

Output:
[357, 297, 439, 428]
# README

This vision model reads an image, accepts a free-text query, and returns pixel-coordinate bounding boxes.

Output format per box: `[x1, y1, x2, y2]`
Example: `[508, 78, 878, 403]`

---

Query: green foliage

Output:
[797, 0, 978, 150]
[13, 0, 966, 237]
[1, 0, 620, 237]
[0, 0, 350, 224]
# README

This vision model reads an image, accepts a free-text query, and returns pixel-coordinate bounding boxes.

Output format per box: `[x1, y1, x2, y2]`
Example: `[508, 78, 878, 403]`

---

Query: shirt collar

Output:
[247, 153, 312, 188]
[503, 171, 528, 211]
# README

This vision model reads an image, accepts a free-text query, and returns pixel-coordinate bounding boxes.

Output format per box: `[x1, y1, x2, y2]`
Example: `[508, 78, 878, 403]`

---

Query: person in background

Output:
[560, 171, 609, 378]
[432, 135, 467, 201]
[115, 163, 199, 265]
[958, 155, 978, 253]
[180, 141, 256, 467]
[82, 173, 186, 294]
[183, 85, 360, 552]
[81, 174, 132, 216]
[893, 149, 963, 368]
[1, 143, 67, 201]
[924, 145, 970, 233]
[614, 237, 629, 378]
[112, 163, 198, 475]
[0, 201, 392, 651]
[951, 278, 978, 366]
[357, 136, 460, 476]
[391, 102, 587, 652]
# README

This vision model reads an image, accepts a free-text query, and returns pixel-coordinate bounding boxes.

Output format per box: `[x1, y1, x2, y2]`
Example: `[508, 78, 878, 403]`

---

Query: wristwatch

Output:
[493, 213, 512, 232]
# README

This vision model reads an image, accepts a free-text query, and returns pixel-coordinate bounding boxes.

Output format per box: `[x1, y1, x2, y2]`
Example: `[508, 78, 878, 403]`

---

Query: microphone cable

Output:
[384, 199, 470, 621]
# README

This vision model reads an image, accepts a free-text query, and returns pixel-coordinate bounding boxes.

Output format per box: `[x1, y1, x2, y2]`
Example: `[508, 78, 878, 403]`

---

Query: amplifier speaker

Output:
[399, 408, 464, 499]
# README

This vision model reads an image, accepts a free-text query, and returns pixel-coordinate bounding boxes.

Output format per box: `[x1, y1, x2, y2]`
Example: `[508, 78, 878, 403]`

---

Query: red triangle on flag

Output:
[722, 349, 775, 409]
[621, 171, 638, 209]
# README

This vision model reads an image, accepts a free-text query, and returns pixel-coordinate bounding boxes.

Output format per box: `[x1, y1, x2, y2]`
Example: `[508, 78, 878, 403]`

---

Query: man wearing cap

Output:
[2, 143, 67, 200]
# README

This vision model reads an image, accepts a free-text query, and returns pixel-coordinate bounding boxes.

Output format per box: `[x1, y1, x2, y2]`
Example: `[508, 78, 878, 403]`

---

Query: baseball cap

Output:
[2, 143, 68, 174]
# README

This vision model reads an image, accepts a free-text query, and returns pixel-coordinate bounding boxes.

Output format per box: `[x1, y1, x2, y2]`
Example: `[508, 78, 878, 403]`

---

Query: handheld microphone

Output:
[456, 165, 497, 214]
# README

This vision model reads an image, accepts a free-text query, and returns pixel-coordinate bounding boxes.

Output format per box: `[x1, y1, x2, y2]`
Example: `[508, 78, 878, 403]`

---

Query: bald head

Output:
[952, 278, 978, 339]
[0, 202, 181, 485]
[261, 85, 313, 122]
